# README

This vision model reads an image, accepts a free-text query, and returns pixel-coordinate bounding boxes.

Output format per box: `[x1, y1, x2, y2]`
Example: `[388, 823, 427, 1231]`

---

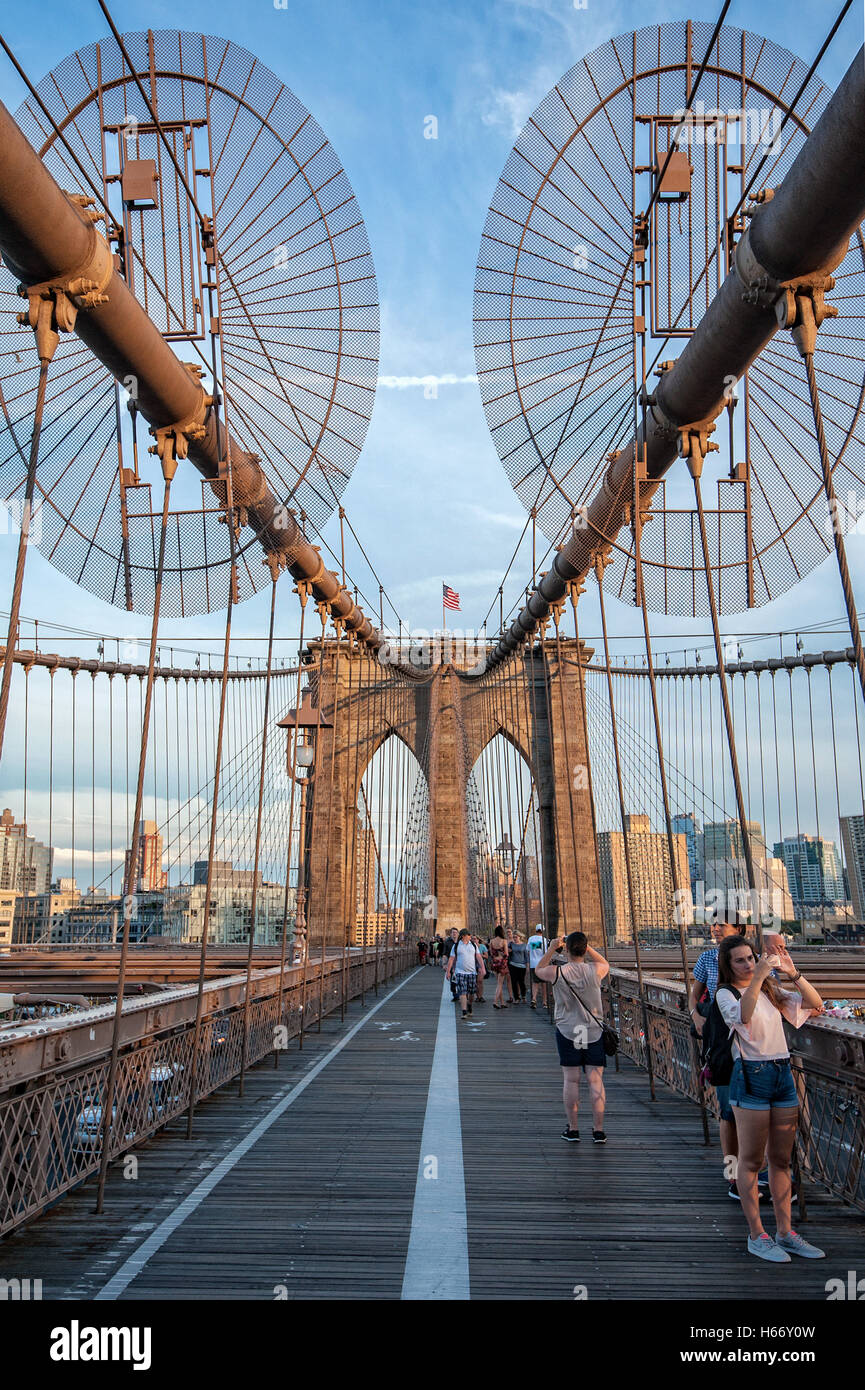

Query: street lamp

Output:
[495, 834, 517, 932]
[278, 684, 332, 786]
[278, 685, 333, 959]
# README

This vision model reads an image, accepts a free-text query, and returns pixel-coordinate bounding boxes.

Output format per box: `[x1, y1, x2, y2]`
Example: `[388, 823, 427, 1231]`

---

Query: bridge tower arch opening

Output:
[468, 732, 545, 940]
[354, 730, 431, 950]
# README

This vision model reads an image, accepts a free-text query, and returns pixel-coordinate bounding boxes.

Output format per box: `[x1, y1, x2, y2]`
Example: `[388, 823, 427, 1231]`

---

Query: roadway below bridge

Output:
[0, 966, 860, 1300]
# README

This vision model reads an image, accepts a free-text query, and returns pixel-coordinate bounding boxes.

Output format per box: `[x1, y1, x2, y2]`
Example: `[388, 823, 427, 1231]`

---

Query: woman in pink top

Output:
[715, 935, 824, 1264]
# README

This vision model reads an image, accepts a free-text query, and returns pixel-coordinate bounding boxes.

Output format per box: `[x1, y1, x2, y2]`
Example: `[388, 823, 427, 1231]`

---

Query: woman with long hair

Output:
[489, 925, 511, 1008]
[715, 934, 824, 1263]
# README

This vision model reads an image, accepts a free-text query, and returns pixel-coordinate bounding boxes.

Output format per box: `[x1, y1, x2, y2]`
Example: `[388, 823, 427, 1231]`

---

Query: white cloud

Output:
[377, 373, 478, 390]
[469, 504, 528, 530]
[480, 88, 538, 138]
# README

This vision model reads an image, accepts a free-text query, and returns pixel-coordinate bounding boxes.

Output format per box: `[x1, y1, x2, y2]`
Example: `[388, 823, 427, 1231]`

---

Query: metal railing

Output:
[0, 945, 414, 1237]
[605, 968, 865, 1213]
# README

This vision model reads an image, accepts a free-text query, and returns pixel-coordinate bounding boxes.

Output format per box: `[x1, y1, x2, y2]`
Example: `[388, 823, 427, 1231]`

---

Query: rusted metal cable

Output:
[0, 359, 49, 761]
[596, 559, 656, 1100]
[802, 352, 865, 704]
[690, 467, 763, 953]
[94, 473, 172, 1212]
[238, 573, 278, 1096]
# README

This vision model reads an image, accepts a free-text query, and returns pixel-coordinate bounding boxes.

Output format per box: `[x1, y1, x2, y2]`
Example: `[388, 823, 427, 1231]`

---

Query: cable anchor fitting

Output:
[148, 365, 213, 480]
[776, 281, 838, 358]
[679, 423, 719, 478]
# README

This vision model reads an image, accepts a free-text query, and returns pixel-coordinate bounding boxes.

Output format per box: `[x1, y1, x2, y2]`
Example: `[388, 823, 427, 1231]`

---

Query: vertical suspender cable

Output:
[0, 359, 49, 760]
[802, 354, 865, 703]
[95, 472, 173, 1211]
[185, 522, 239, 1139]
[238, 571, 278, 1096]
[571, 594, 611, 957]
[596, 558, 656, 1099]
[633, 473, 710, 1138]
[690, 464, 762, 950]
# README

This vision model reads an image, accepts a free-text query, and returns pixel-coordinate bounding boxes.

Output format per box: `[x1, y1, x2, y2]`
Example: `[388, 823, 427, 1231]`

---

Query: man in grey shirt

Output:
[535, 931, 610, 1144]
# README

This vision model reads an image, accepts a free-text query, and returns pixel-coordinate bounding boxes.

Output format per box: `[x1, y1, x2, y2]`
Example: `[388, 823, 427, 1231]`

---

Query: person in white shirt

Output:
[715, 934, 824, 1264]
[526, 925, 548, 1009]
[445, 929, 486, 1020]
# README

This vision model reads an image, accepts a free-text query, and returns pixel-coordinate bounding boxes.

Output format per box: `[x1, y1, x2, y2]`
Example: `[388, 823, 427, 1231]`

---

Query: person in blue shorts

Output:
[690, 921, 744, 1199]
[716, 934, 825, 1264]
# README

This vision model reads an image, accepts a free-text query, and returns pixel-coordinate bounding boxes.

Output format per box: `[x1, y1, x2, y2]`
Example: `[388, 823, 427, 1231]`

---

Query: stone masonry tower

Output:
[297, 637, 602, 950]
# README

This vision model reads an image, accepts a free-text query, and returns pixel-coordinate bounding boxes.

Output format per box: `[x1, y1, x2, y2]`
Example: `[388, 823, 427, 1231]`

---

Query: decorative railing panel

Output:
[0, 948, 410, 1236]
[605, 968, 865, 1212]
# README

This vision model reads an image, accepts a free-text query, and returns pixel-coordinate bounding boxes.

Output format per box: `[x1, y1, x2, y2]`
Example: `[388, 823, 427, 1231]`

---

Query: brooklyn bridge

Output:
[0, 3, 863, 1316]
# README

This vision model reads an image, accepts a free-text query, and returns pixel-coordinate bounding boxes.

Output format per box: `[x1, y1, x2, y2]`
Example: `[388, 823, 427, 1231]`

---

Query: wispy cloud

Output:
[480, 87, 539, 138]
[377, 373, 478, 389]
[469, 504, 528, 530]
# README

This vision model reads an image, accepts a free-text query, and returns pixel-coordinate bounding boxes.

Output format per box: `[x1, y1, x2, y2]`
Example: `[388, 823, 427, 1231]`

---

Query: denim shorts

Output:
[555, 1029, 606, 1069]
[729, 1057, 798, 1111]
[715, 1083, 734, 1123]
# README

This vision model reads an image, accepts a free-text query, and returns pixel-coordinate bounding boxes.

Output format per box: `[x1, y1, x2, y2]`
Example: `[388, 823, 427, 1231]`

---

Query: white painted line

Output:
[401, 975, 470, 1300]
[95, 969, 421, 1301]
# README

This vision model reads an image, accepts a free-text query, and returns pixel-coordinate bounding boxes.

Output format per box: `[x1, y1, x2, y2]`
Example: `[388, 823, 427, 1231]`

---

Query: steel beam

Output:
[0, 97, 379, 646]
[489, 46, 865, 668]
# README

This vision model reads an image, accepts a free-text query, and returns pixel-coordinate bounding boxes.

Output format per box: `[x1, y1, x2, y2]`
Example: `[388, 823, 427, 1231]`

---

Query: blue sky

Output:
[1, 0, 864, 664]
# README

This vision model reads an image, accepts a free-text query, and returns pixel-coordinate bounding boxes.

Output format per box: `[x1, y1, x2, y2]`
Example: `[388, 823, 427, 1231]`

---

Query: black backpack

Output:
[699, 985, 741, 1086]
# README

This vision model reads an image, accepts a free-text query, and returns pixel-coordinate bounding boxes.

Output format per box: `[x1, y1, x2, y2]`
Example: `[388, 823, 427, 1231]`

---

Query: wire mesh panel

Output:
[473, 20, 865, 616]
[0, 29, 379, 615]
[606, 968, 865, 1213]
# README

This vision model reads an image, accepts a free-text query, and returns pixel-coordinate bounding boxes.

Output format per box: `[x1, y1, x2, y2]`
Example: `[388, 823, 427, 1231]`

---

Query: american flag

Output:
[442, 583, 461, 612]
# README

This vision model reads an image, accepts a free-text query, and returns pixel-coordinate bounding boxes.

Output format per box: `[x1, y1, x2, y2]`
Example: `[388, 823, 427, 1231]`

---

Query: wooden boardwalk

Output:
[0, 966, 861, 1300]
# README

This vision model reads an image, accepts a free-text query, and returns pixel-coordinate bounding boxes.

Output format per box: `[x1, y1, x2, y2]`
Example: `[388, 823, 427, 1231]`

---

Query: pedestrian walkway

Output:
[0, 967, 859, 1300]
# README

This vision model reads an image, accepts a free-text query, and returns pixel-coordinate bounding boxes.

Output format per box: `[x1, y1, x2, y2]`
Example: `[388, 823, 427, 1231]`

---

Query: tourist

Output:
[489, 925, 511, 1008]
[690, 921, 751, 1201]
[526, 924, 548, 1008]
[473, 936, 488, 1002]
[443, 927, 460, 997]
[715, 934, 825, 1263]
[508, 932, 528, 1002]
[534, 932, 610, 1143]
[693, 924, 787, 1201]
[445, 929, 486, 1019]
[418, 939, 427, 965]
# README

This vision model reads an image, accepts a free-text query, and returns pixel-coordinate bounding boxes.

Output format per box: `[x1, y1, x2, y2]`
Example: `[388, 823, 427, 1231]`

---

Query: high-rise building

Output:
[598, 813, 692, 942]
[13, 879, 81, 944]
[773, 834, 846, 910]
[703, 819, 768, 867]
[124, 820, 167, 892]
[702, 854, 794, 922]
[672, 813, 702, 889]
[353, 908, 404, 947]
[0, 891, 16, 947]
[175, 861, 289, 945]
[355, 815, 377, 917]
[0, 808, 53, 896]
[839, 815, 865, 920]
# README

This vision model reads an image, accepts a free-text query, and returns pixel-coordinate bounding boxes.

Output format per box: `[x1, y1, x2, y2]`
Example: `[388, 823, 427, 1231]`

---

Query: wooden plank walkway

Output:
[0, 965, 861, 1300]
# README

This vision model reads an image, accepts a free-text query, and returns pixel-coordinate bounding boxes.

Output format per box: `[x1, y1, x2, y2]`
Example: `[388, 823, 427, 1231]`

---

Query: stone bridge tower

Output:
[296, 637, 602, 949]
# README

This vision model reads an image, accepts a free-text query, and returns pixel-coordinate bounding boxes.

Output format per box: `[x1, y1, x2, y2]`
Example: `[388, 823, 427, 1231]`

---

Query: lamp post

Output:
[278, 686, 333, 1022]
[496, 834, 517, 933]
